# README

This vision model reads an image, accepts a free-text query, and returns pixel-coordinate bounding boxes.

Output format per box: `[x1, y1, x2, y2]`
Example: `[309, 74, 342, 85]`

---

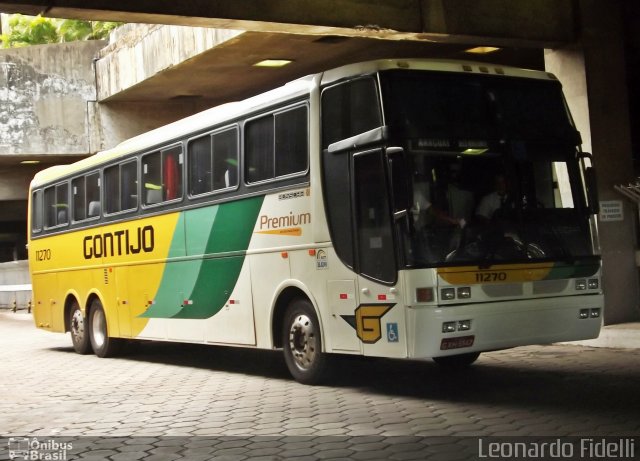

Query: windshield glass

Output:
[380, 70, 595, 268]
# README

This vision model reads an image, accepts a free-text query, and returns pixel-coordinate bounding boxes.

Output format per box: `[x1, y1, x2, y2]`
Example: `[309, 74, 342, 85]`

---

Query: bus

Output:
[28, 59, 603, 384]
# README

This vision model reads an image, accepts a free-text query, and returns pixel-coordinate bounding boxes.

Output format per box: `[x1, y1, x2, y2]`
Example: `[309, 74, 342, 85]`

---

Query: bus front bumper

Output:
[406, 294, 604, 359]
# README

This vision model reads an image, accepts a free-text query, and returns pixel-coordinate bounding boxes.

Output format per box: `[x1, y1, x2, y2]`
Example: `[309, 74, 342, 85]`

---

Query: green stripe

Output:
[545, 259, 600, 280]
[140, 196, 264, 319]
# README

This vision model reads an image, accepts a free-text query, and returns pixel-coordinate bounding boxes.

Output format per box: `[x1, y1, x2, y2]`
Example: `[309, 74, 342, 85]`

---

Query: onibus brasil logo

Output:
[7, 437, 72, 460]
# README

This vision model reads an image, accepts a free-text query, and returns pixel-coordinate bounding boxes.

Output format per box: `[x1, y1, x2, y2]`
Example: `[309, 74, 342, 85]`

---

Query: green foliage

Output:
[0, 14, 122, 48]
[57, 19, 94, 42]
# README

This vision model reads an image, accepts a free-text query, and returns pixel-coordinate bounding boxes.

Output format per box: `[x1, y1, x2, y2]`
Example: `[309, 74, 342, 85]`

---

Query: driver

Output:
[475, 173, 510, 221]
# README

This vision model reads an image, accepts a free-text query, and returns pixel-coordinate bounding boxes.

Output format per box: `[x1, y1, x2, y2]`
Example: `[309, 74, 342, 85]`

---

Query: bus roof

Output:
[30, 58, 555, 188]
[30, 75, 314, 188]
[320, 58, 555, 86]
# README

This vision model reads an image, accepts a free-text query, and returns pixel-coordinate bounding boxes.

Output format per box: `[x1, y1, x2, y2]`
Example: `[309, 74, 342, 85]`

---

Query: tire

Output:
[69, 300, 91, 355]
[433, 352, 480, 369]
[282, 298, 328, 385]
[89, 299, 122, 358]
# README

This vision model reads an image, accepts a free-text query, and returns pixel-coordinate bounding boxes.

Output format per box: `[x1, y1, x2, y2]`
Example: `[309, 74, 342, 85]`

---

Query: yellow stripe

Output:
[437, 262, 554, 284]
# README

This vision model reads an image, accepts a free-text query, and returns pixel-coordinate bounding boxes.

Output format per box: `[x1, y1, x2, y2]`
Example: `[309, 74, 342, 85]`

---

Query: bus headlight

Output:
[575, 279, 587, 290]
[442, 320, 472, 333]
[457, 287, 471, 299]
[442, 322, 456, 333]
[441, 288, 455, 300]
[588, 278, 599, 289]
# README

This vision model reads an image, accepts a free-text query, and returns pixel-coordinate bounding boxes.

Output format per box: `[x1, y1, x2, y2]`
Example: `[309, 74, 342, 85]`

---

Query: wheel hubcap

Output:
[71, 309, 85, 342]
[289, 314, 316, 370]
[92, 309, 106, 348]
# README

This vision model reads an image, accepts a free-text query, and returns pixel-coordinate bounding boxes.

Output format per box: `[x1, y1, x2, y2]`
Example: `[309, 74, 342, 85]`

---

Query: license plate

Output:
[440, 335, 475, 350]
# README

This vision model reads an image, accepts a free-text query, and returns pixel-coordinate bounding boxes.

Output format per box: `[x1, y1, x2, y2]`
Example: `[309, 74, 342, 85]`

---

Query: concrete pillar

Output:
[546, 0, 640, 323]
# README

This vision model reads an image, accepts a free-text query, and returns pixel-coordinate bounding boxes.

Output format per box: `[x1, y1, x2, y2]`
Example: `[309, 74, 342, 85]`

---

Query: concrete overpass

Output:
[0, 0, 638, 323]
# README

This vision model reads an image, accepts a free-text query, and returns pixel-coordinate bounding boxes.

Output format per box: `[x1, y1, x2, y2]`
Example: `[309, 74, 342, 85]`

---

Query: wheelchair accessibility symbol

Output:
[386, 322, 399, 342]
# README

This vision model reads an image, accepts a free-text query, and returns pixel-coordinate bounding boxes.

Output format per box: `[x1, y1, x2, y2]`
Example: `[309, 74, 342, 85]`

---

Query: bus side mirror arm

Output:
[386, 147, 411, 219]
[585, 166, 599, 215]
[577, 152, 599, 215]
[394, 209, 408, 220]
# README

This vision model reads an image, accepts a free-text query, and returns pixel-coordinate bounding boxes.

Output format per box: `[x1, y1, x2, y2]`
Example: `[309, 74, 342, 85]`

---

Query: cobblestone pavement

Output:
[1, 311, 639, 460]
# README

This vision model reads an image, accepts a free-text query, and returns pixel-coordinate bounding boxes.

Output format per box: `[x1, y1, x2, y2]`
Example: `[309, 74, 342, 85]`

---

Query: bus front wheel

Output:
[69, 300, 91, 355]
[282, 299, 328, 385]
[89, 299, 122, 358]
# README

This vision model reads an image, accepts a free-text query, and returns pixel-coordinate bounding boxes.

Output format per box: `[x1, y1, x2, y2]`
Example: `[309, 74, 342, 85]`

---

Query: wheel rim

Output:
[92, 308, 106, 348]
[70, 309, 85, 343]
[288, 314, 316, 370]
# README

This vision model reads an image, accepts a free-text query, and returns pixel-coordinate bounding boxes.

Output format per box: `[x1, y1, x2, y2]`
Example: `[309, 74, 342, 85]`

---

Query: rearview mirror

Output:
[386, 147, 410, 218]
[577, 152, 599, 215]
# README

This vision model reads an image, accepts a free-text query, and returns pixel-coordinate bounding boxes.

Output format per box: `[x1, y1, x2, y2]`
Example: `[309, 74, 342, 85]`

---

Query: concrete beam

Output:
[0, 0, 576, 46]
[95, 24, 244, 102]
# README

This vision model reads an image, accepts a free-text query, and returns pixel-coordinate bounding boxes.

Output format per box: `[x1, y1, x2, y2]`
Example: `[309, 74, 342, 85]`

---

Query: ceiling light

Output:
[465, 46, 501, 54]
[20, 160, 40, 164]
[253, 59, 293, 68]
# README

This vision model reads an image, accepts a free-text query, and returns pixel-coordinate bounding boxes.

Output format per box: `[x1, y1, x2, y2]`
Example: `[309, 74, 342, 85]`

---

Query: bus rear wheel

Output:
[282, 299, 328, 385]
[433, 352, 480, 368]
[69, 300, 91, 354]
[89, 299, 122, 358]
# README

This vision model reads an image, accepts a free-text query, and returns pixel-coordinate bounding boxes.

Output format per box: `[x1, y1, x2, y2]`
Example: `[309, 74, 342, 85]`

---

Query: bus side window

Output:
[275, 106, 308, 177]
[163, 145, 182, 201]
[105, 160, 138, 214]
[44, 183, 69, 228]
[321, 77, 382, 149]
[353, 150, 395, 283]
[72, 177, 86, 221]
[144, 146, 183, 205]
[104, 164, 120, 214]
[245, 115, 274, 183]
[188, 135, 212, 195]
[245, 104, 308, 184]
[143, 151, 161, 205]
[212, 127, 238, 190]
[86, 172, 101, 218]
[121, 160, 138, 211]
[31, 189, 43, 233]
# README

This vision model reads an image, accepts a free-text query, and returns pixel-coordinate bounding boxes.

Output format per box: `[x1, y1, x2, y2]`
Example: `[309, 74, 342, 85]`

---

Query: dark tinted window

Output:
[72, 176, 86, 221]
[86, 172, 101, 218]
[189, 135, 212, 195]
[275, 106, 308, 176]
[322, 78, 382, 148]
[353, 150, 395, 283]
[321, 149, 354, 268]
[245, 115, 274, 183]
[105, 160, 138, 214]
[73, 172, 101, 221]
[31, 190, 43, 233]
[380, 70, 577, 150]
[104, 165, 119, 214]
[246, 104, 308, 183]
[143, 145, 183, 205]
[188, 127, 238, 195]
[44, 183, 69, 228]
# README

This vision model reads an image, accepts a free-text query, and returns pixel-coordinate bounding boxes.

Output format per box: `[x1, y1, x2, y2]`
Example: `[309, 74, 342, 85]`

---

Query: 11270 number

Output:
[475, 271, 507, 282]
[35, 249, 51, 261]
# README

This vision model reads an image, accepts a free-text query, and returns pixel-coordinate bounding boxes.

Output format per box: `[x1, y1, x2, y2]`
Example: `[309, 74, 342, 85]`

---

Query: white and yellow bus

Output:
[28, 59, 603, 383]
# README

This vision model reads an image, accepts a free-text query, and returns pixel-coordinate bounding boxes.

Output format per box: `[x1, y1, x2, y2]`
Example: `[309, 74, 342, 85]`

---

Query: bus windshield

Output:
[380, 69, 595, 268]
